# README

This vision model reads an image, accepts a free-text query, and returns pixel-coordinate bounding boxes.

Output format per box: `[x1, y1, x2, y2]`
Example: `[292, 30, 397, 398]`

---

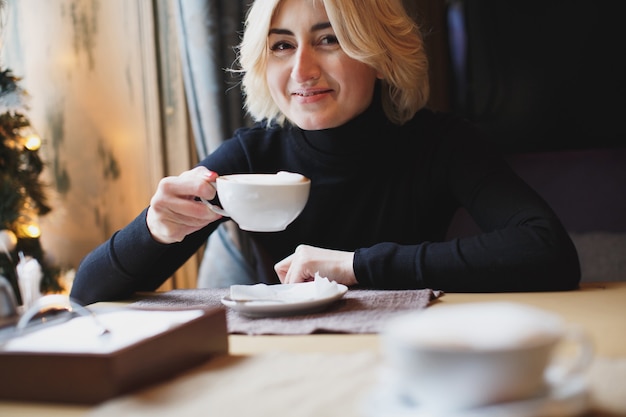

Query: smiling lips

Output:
[291, 88, 333, 103]
[292, 88, 331, 96]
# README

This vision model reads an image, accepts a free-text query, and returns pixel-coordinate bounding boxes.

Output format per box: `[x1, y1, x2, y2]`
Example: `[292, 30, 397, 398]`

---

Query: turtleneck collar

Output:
[299, 84, 391, 156]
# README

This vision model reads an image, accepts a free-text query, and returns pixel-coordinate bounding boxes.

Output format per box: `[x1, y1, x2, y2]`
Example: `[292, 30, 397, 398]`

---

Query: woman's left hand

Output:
[274, 245, 358, 286]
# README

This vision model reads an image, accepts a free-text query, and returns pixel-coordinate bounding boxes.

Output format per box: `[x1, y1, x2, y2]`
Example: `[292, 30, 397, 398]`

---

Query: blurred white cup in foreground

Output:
[205, 172, 310, 232]
[381, 301, 593, 411]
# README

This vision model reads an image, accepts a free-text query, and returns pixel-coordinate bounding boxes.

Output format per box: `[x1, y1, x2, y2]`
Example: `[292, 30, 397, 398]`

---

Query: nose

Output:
[291, 45, 320, 83]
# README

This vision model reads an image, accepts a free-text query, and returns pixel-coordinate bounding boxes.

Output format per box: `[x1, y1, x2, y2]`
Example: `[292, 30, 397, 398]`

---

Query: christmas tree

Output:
[0, 68, 61, 304]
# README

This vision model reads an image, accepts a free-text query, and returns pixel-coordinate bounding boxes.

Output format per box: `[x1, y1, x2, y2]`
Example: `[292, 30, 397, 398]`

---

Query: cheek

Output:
[265, 62, 289, 86]
[344, 66, 378, 101]
[266, 64, 286, 97]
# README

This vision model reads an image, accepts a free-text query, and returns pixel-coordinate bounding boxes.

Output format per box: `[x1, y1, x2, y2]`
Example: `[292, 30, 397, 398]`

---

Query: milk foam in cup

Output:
[205, 172, 310, 232]
[381, 302, 593, 411]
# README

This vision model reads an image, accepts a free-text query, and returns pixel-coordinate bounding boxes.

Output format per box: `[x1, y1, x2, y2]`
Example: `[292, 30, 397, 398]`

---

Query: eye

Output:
[269, 41, 295, 53]
[319, 35, 339, 46]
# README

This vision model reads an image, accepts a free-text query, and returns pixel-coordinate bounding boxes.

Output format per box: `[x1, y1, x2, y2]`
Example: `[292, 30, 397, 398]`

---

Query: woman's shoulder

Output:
[232, 120, 291, 141]
[394, 108, 484, 153]
[399, 108, 498, 163]
[208, 121, 298, 164]
[203, 122, 295, 173]
[408, 108, 479, 135]
[216, 121, 291, 151]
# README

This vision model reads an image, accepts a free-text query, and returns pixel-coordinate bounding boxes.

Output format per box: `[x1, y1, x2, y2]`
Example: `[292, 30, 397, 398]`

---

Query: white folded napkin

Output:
[229, 273, 340, 303]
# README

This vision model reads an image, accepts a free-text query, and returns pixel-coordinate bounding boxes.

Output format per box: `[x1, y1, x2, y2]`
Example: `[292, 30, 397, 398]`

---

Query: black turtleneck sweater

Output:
[70, 102, 580, 304]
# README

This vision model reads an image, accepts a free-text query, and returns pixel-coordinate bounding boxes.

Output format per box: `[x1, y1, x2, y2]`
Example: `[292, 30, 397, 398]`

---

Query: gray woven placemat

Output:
[131, 288, 443, 335]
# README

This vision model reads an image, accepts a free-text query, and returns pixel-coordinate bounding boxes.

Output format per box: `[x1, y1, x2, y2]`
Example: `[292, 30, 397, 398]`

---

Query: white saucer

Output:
[362, 376, 589, 417]
[221, 284, 348, 318]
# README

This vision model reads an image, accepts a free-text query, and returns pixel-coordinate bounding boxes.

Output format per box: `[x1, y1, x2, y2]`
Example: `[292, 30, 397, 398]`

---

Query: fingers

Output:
[274, 253, 295, 283]
[146, 167, 222, 244]
[177, 166, 219, 201]
[274, 245, 358, 286]
[275, 245, 320, 284]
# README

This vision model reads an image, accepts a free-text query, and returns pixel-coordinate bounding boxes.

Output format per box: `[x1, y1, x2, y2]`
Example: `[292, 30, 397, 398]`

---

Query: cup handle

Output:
[545, 325, 594, 385]
[199, 197, 229, 217]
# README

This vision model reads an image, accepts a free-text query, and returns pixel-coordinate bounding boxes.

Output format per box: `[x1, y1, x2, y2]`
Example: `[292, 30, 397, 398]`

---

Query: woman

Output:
[70, 0, 580, 305]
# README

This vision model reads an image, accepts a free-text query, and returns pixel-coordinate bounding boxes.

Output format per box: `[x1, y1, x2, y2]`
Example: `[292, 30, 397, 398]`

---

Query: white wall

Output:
[2, 0, 164, 274]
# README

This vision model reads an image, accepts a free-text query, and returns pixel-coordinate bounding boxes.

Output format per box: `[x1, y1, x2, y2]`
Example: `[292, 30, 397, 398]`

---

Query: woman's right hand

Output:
[146, 166, 223, 244]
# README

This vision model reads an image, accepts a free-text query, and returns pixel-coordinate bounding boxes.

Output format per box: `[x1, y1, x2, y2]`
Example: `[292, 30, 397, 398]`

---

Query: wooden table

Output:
[231, 281, 626, 358]
[2, 281, 625, 416]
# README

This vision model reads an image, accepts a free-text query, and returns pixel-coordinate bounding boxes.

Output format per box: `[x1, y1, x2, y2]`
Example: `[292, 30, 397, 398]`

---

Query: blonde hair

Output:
[238, 0, 430, 126]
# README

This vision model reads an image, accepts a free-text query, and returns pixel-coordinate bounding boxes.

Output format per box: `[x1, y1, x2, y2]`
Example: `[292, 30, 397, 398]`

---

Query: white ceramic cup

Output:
[381, 302, 593, 411]
[204, 172, 310, 232]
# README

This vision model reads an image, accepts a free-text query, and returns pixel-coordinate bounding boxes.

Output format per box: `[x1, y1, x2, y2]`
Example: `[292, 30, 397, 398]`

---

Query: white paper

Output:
[2, 309, 204, 354]
[230, 273, 340, 302]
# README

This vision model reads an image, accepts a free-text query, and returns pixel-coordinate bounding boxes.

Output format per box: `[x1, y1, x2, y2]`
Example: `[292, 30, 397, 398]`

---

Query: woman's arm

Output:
[355, 131, 581, 292]
[70, 167, 224, 305]
[275, 124, 580, 292]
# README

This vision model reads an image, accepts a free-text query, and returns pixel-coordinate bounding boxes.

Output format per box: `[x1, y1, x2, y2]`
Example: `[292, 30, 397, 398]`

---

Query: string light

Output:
[15, 199, 42, 238]
[21, 223, 41, 239]
[16, 126, 43, 151]
[23, 133, 41, 151]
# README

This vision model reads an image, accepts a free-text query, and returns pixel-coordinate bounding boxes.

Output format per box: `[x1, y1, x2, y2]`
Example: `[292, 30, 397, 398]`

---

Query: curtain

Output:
[174, 0, 249, 159]
[174, 0, 254, 287]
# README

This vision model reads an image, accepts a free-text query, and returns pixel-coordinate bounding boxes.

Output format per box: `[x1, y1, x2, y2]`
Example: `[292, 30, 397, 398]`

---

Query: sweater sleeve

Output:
[70, 210, 219, 305]
[354, 126, 581, 292]
[70, 133, 257, 305]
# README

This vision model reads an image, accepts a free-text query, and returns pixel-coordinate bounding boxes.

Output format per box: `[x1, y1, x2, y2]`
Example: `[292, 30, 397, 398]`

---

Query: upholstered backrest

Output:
[446, 149, 626, 282]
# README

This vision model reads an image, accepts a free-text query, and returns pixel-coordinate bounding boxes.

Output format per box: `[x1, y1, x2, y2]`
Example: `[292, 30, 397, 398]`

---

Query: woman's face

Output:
[266, 0, 379, 130]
